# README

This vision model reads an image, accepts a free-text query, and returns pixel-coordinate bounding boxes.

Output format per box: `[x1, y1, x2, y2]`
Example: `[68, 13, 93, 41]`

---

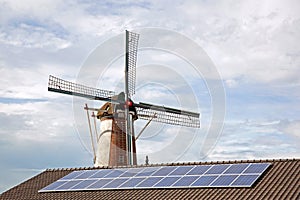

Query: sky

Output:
[0, 0, 299, 193]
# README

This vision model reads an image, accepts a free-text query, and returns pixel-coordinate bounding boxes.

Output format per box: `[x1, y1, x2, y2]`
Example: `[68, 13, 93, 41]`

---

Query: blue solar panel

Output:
[224, 164, 249, 174]
[170, 166, 193, 175]
[243, 163, 269, 174]
[39, 163, 271, 192]
[87, 179, 113, 189]
[103, 178, 129, 188]
[104, 169, 126, 178]
[135, 167, 159, 177]
[173, 176, 199, 187]
[119, 177, 145, 188]
[136, 177, 163, 188]
[152, 166, 177, 176]
[75, 170, 98, 179]
[56, 180, 82, 190]
[90, 169, 114, 178]
[60, 171, 84, 180]
[205, 165, 230, 174]
[231, 175, 260, 186]
[120, 168, 144, 177]
[154, 176, 181, 187]
[187, 165, 211, 175]
[71, 180, 97, 189]
[211, 175, 238, 186]
[191, 176, 218, 187]
[41, 180, 68, 191]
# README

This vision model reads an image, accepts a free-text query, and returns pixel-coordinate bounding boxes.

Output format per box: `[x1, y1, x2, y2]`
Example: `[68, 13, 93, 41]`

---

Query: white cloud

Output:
[280, 120, 300, 139]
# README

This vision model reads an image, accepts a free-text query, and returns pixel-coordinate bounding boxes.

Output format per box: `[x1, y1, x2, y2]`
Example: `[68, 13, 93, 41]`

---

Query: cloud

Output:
[175, 0, 300, 86]
[279, 120, 300, 139]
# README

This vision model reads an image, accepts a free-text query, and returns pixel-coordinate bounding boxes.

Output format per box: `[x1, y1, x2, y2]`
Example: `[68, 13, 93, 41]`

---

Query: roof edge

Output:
[44, 157, 300, 172]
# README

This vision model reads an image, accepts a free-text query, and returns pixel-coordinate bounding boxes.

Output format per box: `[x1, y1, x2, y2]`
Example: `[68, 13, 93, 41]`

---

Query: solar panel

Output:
[231, 175, 260, 186]
[75, 170, 98, 179]
[104, 169, 126, 178]
[205, 165, 230, 174]
[173, 176, 199, 187]
[39, 163, 271, 192]
[224, 164, 248, 174]
[119, 177, 144, 188]
[210, 175, 238, 186]
[136, 177, 163, 188]
[154, 176, 181, 187]
[170, 166, 193, 175]
[187, 165, 211, 175]
[120, 168, 144, 177]
[71, 180, 97, 189]
[90, 169, 114, 178]
[60, 171, 84, 180]
[87, 179, 113, 189]
[56, 180, 82, 190]
[103, 178, 129, 189]
[243, 163, 269, 174]
[191, 175, 218, 186]
[152, 166, 177, 176]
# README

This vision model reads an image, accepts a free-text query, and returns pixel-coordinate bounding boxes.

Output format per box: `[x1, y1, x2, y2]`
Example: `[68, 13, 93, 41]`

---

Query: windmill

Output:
[48, 30, 200, 167]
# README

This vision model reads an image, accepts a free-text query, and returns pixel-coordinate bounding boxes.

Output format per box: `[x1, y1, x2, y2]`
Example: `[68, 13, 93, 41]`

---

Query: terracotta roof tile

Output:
[0, 158, 299, 200]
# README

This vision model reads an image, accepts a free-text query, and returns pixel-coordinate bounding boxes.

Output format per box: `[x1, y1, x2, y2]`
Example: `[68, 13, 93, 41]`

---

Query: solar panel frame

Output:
[173, 176, 199, 187]
[71, 179, 98, 190]
[210, 175, 239, 186]
[152, 166, 177, 176]
[223, 164, 249, 174]
[102, 178, 130, 189]
[104, 169, 126, 178]
[205, 164, 230, 174]
[40, 180, 69, 191]
[118, 177, 145, 188]
[39, 163, 271, 192]
[243, 163, 270, 174]
[154, 176, 181, 187]
[75, 170, 99, 179]
[134, 167, 160, 177]
[90, 169, 115, 178]
[136, 177, 163, 188]
[60, 171, 84, 180]
[231, 175, 260, 187]
[191, 175, 218, 187]
[120, 168, 145, 177]
[87, 178, 114, 189]
[187, 165, 211, 175]
[170, 166, 194, 176]
[56, 180, 82, 190]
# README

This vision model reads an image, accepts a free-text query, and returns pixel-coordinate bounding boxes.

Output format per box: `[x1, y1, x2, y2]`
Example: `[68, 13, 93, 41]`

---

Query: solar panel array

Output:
[39, 163, 270, 192]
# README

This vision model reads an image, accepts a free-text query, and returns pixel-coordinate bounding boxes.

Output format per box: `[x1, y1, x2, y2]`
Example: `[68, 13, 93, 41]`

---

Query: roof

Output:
[0, 158, 299, 200]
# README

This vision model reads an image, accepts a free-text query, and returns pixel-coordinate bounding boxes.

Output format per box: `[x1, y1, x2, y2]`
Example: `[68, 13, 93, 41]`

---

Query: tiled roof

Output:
[0, 158, 299, 200]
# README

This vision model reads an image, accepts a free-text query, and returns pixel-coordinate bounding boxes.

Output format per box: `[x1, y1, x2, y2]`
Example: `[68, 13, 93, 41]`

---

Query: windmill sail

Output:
[135, 102, 200, 128]
[126, 31, 139, 97]
[48, 75, 115, 101]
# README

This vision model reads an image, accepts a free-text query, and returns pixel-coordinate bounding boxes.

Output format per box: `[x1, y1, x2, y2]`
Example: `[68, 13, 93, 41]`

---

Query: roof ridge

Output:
[44, 158, 299, 171]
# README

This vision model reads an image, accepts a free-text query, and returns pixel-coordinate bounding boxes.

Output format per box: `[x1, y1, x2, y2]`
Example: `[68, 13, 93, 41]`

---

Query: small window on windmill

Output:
[118, 155, 125, 164]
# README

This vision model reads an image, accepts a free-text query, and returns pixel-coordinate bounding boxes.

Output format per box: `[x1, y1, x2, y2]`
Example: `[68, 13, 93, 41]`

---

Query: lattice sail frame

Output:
[135, 103, 200, 128]
[127, 31, 139, 97]
[48, 75, 115, 101]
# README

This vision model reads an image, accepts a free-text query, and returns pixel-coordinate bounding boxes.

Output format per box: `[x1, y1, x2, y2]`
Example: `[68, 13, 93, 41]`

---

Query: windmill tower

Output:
[48, 30, 200, 167]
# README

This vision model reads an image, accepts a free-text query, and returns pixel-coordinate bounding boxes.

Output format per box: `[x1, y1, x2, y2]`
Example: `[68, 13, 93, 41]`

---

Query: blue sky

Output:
[0, 0, 299, 193]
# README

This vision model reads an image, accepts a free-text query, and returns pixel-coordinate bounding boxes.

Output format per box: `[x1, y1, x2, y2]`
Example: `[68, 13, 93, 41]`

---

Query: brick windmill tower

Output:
[48, 31, 200, 167]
